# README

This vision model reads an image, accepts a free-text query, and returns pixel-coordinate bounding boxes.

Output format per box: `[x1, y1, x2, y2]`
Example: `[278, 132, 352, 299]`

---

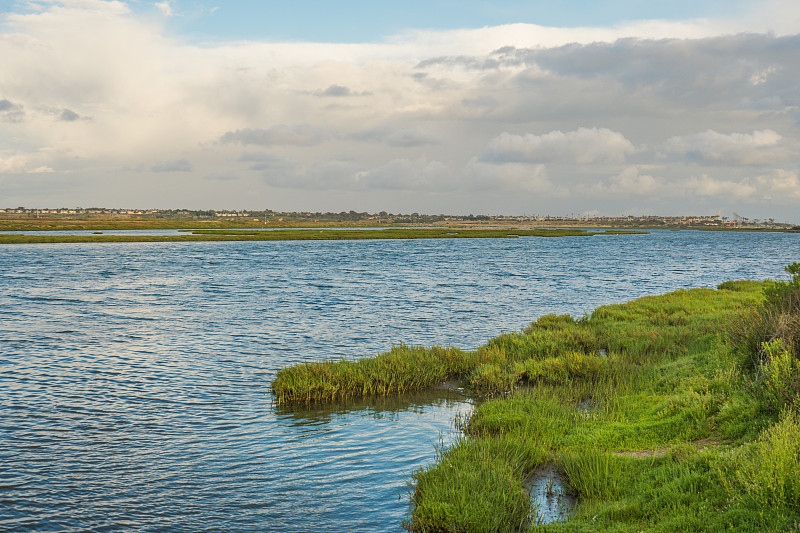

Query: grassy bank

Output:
[0, 228, 647, 244]
[272, 269, 800, 532]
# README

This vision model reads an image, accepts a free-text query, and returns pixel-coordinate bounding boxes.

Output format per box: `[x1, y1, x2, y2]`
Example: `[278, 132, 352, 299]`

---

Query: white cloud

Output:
[463, 159, 561, 194]
[154, 2, 172, 17]
[582, 166, 661, 197]
[356, 158, 451, 190]
[220, 126, 327, 147]
[661, 129, 791, 165]
[481, 128, 635, 165]
[753, 169, 800, 201]
[677, 174, 759, 199]
[0, 153, 54, 174]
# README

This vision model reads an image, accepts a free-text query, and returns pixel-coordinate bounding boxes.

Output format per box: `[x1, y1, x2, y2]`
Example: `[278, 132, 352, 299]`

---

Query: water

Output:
[1, 230, 798, 532]
[527, 465, 576, 525]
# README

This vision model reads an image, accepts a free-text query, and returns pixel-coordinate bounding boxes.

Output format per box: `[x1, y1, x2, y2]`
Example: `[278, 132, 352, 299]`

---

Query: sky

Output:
[1, 1, 800, 221]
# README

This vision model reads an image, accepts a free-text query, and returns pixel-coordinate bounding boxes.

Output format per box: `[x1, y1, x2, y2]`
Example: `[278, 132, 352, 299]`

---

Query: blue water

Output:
[1, 230, 798, 532]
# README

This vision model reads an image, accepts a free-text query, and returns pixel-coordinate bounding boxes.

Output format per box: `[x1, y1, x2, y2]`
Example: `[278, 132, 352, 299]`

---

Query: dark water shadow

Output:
[273, 387, 472, 426]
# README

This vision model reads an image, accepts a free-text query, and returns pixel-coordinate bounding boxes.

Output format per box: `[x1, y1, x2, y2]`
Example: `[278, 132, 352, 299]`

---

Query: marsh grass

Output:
[272, 273, 800, 531]
[271, 345, 468, 404]
[560, 449, 626, 500]
[0, 227, 648, 244]
[404, 435, 542, 533]
[274, 284, 763, 404]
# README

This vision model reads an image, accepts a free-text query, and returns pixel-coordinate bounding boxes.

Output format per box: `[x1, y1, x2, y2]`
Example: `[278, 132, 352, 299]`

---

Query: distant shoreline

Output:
[0, 227, 648, 244]
[0, 215, 796, 234]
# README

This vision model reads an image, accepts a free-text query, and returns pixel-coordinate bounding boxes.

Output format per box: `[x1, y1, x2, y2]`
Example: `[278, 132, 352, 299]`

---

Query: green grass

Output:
[273, 276, 800, 532]
[0, 227, 648, 244]
[271, 345, 470, 404]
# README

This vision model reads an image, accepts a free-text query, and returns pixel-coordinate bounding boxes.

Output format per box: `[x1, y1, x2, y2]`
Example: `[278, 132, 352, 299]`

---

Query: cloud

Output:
[318, 84, 352, 97]
[243, 153, 305, 187]
[660, 129, 792, 165]
[677, 174, 759, 199]
[155, 2, 173, 17]
[0, 99, 25, 122]
[463, 159, 561, 194]
[461, 95, 497, 109]
[59, 109, 80, 121]
[0, 153, 54, 174]
[357, 158, 451, 190]
[310, 84, 370, 98]
[351, 125, 442, 147]
[204, 171, 238, 181]
[481, 128, 635, 165]
[220, 125, 326, 147]
[249, 155, 454, 191]
[385, 127, 442, 148]
[753, 169, 800, 201]
[578, 167, 800, 204]
[151, 158, 193, 172]
[582, 166, 661, 197]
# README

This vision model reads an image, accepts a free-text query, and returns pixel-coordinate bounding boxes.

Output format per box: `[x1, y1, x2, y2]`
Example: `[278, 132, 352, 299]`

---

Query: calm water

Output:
[1, 230, 798, 532]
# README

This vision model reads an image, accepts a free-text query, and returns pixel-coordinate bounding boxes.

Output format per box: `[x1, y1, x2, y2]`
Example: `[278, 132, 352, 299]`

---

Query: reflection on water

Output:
[267, 390, 472, 532]
[1, 230, 799, 532]
[527, 465, 577, 525]
[275, 387, 469, 426]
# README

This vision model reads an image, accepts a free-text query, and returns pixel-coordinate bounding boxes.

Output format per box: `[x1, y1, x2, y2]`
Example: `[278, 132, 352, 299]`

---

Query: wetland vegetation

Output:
[273, 265, 800, 532]
[0, 227, 647, 244]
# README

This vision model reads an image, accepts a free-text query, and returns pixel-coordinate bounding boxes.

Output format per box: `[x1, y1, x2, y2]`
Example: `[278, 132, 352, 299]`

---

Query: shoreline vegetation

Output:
[1, 213, 798, 234]
[272, 267, 800, 532]
[0, 228, 648, 244]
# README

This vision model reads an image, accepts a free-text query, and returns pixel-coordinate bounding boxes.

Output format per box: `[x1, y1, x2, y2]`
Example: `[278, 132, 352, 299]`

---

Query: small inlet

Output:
[527, 464, 577, 525]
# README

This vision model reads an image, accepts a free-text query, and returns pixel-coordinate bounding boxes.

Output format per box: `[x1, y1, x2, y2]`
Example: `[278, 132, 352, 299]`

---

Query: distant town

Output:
[0, 207, 797, 230]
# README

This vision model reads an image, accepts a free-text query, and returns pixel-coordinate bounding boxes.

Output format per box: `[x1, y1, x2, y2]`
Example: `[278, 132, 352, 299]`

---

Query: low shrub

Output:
[758, 339, 800, 412]
[731, 407, 800, 510]
[726, 264, 800, 374]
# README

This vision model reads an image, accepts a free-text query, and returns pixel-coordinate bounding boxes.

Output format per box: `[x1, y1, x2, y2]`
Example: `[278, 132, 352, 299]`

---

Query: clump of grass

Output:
[271, 345, 468, 403]
[518, 351, 609, 386]
[468, 363, 519, 397]
[560, 449, 626, 500]
[404, 435, 542, 533]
